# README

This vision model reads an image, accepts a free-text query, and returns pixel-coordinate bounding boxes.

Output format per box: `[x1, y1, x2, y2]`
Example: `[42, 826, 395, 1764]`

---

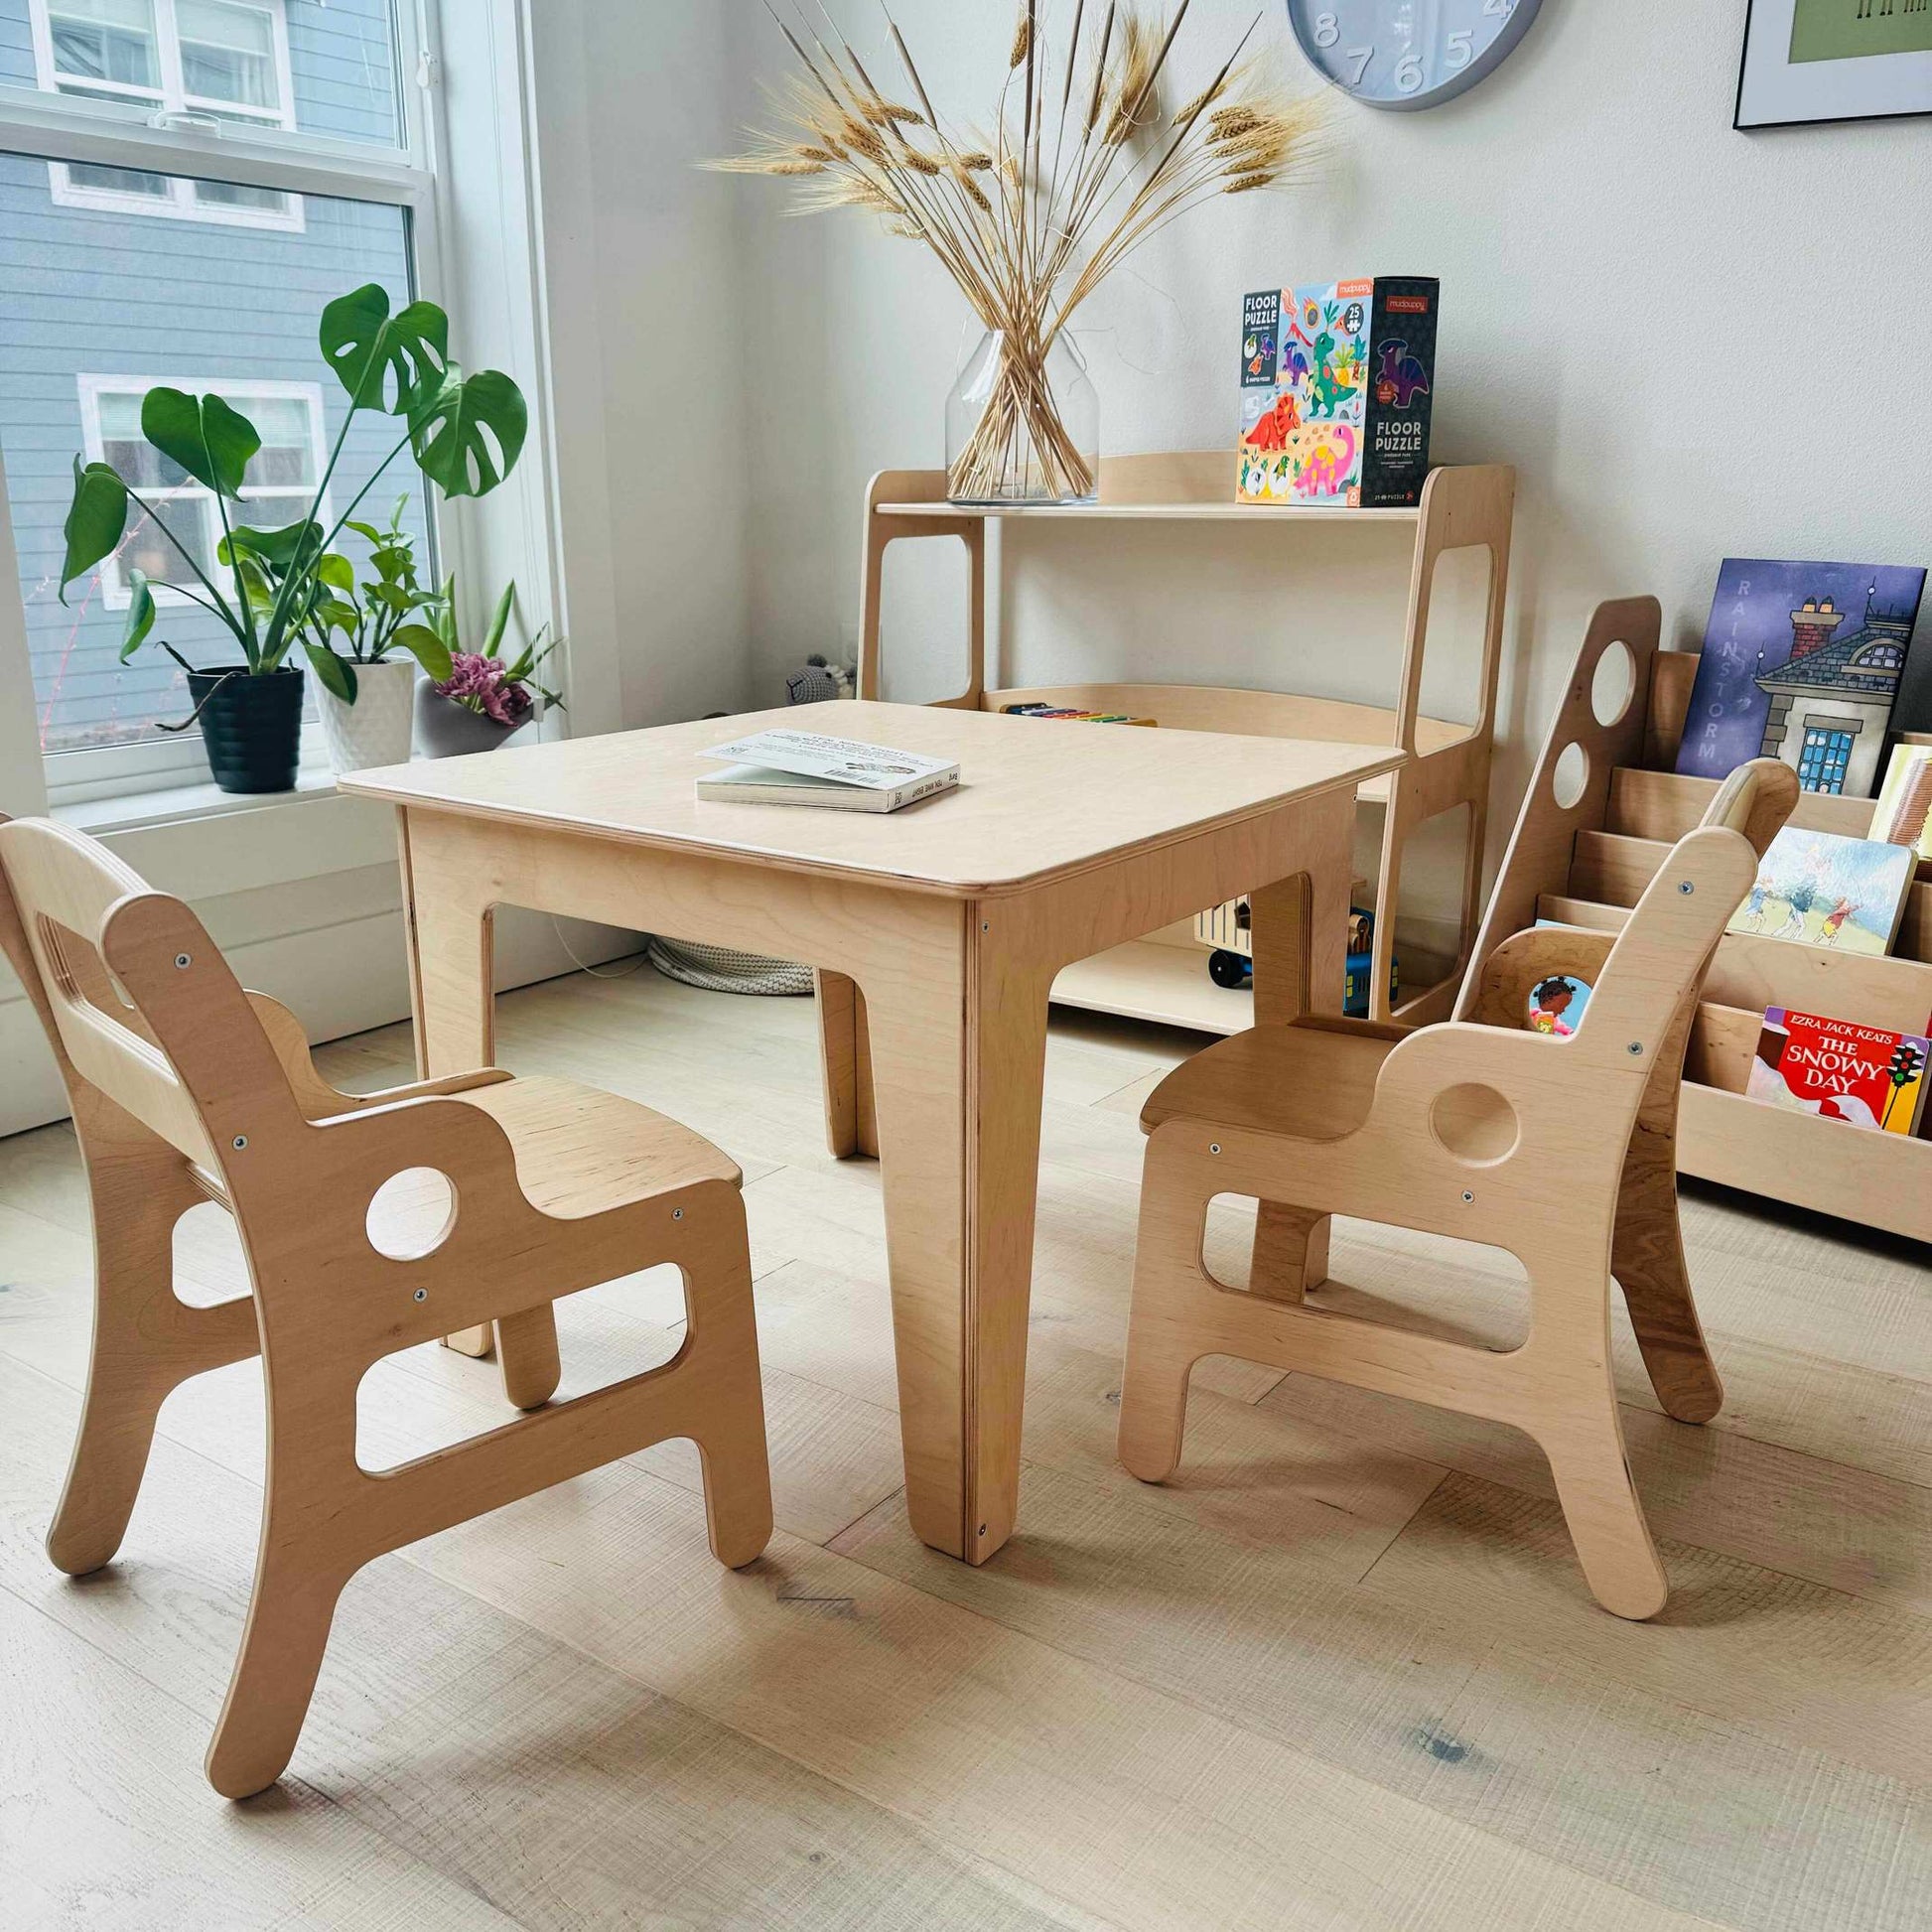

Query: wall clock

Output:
[1284, 0, 1546, 111]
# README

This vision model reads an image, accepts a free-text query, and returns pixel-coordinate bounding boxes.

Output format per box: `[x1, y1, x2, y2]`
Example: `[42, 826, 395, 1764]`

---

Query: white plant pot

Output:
[315, 657, 418, 776]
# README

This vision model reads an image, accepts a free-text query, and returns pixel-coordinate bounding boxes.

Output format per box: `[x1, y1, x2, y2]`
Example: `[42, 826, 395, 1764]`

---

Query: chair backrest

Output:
[1465, 758, 1797, 1058]
[0, 815, 295, 1177]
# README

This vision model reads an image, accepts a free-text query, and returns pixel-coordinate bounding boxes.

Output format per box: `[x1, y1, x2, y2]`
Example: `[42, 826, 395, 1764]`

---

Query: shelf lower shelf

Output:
[1051, 939, 1253, 1035]
[1679, 1082, 1932, 1244]
[876, 499, 1423, 523]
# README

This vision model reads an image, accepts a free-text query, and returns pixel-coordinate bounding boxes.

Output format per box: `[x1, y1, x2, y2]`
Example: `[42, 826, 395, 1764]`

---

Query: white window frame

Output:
[74, 374, 333, 615]
[31, 0, 307, 231]
[0, 1, 451, 806]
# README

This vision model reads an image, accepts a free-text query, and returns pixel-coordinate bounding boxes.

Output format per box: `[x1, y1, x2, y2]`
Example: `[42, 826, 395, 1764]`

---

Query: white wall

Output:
[532, 0, 758, 729]
[735, 0, 1932, 811]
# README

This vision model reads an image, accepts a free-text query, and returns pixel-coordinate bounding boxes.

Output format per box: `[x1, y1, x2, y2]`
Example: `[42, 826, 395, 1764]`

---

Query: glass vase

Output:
[945, 329, 1098, 505]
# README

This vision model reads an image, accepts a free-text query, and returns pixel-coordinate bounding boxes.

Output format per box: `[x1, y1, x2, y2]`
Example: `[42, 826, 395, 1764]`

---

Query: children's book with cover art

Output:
[1236, 277, 1438, 509]
[1871, 744, 1932, 861]
[1674, 559, 1927, 797]
[1746, 1008, 1930, 1136]
[1727, 826, 1916, 955]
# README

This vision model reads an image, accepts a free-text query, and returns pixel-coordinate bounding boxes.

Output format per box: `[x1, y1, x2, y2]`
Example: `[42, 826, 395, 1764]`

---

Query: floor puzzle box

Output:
[1237, 277, 1440, 508]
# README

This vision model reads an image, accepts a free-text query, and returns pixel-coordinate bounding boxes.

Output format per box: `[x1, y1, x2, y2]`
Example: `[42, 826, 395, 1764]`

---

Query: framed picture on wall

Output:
[1737, 0, 1932, 129]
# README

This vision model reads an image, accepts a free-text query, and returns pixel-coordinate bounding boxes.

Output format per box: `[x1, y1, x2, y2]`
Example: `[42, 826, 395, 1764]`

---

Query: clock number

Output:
[1446, 29, 1474, 69]
[1484, 0, 1515, 16]
[1344, 44, 1374, 86]
[1311, 10, 1339, 49]
[1394, 52, 1425, 92]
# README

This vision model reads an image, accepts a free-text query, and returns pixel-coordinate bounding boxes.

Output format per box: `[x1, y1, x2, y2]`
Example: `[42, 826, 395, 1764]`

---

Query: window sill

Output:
[54, 767, 341, 837]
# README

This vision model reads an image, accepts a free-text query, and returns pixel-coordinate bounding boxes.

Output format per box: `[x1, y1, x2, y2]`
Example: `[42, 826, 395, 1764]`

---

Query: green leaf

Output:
[303, 640, 357, 704]
[481, 580, 516, 660]
[60, 458, 128, 600]
[345, 518, 389, 546]
[389, 621, 453, 682]
[219, 519, 325, 572]
[141, 388, 259, 498]
[408, 367, 526, 499]
[314, 596, 361, 636]
[318, 551, 355, 594]
[118, 567, 156, 661]
[319, 283, 450, 413]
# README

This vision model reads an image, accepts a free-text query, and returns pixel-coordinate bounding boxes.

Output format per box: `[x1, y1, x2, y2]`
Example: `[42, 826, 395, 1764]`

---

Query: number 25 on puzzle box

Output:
[1237, 278, 1439, 509]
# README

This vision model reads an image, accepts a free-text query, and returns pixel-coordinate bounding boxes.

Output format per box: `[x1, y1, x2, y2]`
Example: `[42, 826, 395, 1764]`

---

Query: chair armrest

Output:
[248, 991, 510, 1122]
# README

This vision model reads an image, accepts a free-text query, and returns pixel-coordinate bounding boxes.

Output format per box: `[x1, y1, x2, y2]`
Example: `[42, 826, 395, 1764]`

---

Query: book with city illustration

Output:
[1726, 825, 1916, 955]
[1746, 1008, 1930, 1136]
[1674, 559, 1926, 797]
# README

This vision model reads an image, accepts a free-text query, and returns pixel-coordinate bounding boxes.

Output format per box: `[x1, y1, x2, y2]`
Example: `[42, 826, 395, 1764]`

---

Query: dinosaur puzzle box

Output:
[1236, 277, 1440, 509]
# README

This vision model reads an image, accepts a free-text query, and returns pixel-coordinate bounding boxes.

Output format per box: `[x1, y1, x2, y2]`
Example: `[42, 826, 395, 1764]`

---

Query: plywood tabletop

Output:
[340, 701, 1404, 899]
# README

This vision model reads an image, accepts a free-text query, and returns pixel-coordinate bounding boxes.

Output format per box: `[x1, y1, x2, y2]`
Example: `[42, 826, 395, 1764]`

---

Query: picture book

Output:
[1674, 559, 1926, 796]
[1746, 1008, 1930, 1136]
[1236, 277, 1438, 509]
[696, 729, 958, 812]
[1727, 826, 1917, 955]
[1528, 919, 1593, 1037]
[1871, 744, 1932, 861]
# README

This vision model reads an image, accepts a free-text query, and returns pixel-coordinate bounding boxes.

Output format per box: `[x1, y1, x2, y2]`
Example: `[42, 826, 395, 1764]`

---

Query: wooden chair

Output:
[1116, 759, 1798, 1619]
[0, 815, 772, 1798]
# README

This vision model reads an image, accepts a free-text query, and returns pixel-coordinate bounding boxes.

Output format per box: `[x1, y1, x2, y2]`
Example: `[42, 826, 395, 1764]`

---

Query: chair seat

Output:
[1140, 1019, 1401, 1143]
[459, 1075, 741, 1216]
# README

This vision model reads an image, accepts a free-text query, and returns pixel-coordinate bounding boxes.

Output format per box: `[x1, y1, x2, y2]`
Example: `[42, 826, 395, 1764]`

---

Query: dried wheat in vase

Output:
[715, 3, 1323, 502]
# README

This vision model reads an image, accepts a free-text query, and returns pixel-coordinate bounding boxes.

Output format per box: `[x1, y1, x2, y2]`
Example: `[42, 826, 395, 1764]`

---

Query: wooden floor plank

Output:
[0, 1584, 529, 1932]
[3, 960, 1924, 1929]
[830, 1465, 1932, 1932]
[0, 1360, 1102, 1932]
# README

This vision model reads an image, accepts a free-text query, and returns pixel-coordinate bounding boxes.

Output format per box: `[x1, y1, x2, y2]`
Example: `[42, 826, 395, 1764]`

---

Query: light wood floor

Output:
[2, 964, 1929, 1930]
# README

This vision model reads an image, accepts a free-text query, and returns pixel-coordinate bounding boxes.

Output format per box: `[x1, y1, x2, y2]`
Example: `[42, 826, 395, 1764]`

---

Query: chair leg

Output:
[495, 1306, 563, 1411]
[1117, 1159, 1210, 1484]
[683, 1204, 773, 1570]
[1537, 1401, 1669, 1621]
[1613, 1085, 1724, 1425]
[50, 1137, 254, 1576]
[205, 1537, 352, 1800]
[48, 1358, 179, 1578]
[1249, 1203, 1331, 1303]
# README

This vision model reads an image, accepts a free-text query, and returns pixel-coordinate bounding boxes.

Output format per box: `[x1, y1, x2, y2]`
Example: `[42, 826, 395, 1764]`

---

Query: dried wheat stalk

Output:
[714, 1, 1321, 500]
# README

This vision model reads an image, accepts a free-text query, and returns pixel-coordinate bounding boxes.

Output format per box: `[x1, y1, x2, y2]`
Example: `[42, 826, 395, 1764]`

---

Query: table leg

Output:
[814, 969, 878, 1159]
[1246, 790, 1357, 1300]
[398, 812, 561, 1409]
[860, 907, 1050, 1563]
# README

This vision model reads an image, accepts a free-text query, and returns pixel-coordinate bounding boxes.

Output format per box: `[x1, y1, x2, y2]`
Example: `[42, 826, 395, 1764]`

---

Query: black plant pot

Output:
[187, 665, 305, 794]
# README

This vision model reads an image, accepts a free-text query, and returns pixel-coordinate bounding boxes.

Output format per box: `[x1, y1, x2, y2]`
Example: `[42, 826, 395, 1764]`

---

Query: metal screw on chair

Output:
[1461, 1190, 1475, 1204]
[672, 1207, 683, 1220]
[232, 1135, 248, 1151]
[413, 1288, 428, 1303]
[1627, 1041, 1644, 1057]
[174, 953, 192, 969]
[1678, 881, 1695, 896]
[1208, 1143, 1221, 1155]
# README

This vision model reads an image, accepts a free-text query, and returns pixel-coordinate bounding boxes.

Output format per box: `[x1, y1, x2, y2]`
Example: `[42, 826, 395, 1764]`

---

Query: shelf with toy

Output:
[859, 452, 1517, 1031]
[1472, 599, 1932, 1245]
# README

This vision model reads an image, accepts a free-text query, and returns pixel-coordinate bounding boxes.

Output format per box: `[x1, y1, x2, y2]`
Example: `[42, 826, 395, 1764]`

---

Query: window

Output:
[0, 3, 437, 799]
[32, 0, 302, 227]
[1852, 641, 1904, 671]
[1798, 725, 1855, 795]
[76, 376, 330, 606]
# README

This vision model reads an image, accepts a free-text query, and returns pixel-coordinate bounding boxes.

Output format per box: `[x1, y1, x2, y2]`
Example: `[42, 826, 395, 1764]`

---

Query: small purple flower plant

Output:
[433, 650, 535, 726]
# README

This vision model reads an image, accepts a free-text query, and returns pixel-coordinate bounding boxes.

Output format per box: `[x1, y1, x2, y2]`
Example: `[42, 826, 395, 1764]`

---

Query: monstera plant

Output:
[57, 284, 527, 793]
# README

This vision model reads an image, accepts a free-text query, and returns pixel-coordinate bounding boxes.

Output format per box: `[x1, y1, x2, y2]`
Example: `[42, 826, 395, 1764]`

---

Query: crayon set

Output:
[1002, 704, 1159, 726]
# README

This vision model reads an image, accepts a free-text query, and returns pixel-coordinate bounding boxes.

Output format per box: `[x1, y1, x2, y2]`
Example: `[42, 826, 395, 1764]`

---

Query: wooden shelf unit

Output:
[859, 452, 1518, 1029]
[1465, 599, 1932, 1244]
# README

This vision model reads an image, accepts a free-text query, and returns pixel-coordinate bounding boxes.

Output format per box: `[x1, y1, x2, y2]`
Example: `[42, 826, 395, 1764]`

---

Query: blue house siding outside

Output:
[0, 0, 423, 753]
